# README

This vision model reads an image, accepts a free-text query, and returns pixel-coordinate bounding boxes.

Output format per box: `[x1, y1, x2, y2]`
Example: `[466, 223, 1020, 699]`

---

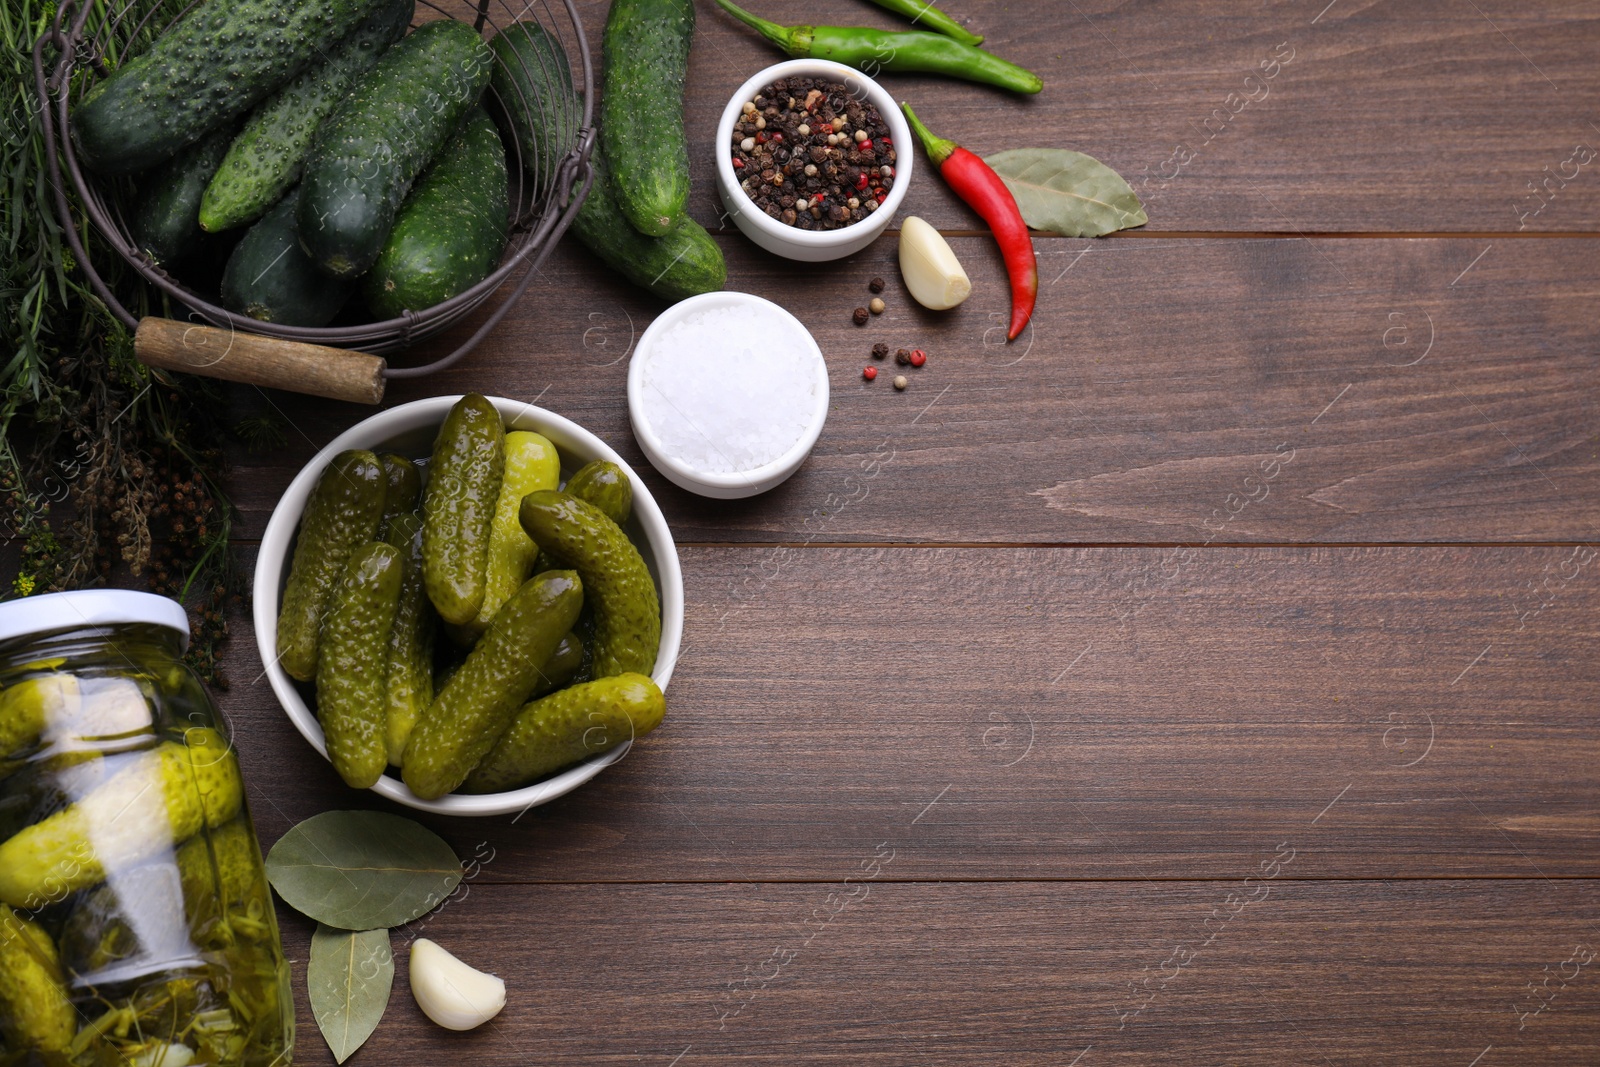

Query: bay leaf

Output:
[984, 148, 1148, 237]
[309, 925, 394, 1064]
[265, 810, 462, 929]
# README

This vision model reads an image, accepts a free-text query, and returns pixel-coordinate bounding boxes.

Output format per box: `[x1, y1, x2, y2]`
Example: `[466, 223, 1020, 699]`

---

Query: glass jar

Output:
[0, 591, 292, 1066]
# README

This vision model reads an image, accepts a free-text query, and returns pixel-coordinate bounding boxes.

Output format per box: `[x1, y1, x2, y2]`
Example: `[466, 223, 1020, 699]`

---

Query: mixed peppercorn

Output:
[732, 78, 897, 230]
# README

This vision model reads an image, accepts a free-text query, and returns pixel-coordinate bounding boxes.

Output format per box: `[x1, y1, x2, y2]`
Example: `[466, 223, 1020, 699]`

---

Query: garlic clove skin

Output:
[410, 938, 506, 1031]
[898, 215, 972, 311]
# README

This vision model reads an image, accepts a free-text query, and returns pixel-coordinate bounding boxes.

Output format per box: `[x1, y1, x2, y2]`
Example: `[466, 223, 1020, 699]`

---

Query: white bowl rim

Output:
[715, 58, 914, 247]
[626, 291, 829, 493]
[253, 395, 685, 818]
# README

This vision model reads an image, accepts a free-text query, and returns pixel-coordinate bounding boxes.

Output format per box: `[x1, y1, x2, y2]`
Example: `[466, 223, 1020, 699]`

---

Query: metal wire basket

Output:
[33, 0, 595, 402]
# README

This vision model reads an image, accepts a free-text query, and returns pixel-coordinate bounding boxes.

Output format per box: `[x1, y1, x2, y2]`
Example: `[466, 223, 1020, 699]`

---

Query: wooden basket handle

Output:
[134, 318, 387, 405]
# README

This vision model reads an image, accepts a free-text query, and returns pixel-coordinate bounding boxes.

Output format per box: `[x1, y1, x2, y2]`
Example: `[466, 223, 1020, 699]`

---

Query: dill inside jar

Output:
[0, 591, 291, 1067]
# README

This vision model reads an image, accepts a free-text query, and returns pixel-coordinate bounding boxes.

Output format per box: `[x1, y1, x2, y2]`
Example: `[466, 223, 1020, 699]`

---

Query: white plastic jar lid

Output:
[0, 590, 190, 650]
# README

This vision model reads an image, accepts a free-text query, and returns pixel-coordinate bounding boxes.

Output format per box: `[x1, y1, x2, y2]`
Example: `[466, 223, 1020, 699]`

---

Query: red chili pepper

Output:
[901, 103, 1036, 341]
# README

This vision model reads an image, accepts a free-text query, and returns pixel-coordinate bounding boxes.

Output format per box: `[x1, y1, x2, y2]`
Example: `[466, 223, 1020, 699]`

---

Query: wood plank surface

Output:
[270, 879, 1600, 1065]
[583, 0, 1600, 234]
[227, 545, 1600, 883]
[222, 234, 1600, 544]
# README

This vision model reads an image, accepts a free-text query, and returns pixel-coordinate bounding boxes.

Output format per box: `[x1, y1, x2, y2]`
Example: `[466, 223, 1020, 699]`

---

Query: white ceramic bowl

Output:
[254, 396, 684, 817]
[715, 59, 913, 262]
[627, 291, 829, 499]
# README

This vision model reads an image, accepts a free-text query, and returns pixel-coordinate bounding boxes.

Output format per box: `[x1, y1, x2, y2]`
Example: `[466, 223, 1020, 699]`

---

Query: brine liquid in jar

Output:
[0, 591, 292, 1066]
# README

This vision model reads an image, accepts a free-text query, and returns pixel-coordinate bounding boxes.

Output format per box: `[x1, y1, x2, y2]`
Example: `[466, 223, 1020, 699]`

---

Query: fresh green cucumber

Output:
[298, 20, 494, 279]
[221, 188, 354, 327]
[130, 127, 233, 266]
[199, 0, 415, 233]
[570, 142, 725, 300]
[601, 0, 694, 236]
[363, 108, 509, 318]
[488, 20, 577, 189]
[72, 0, 388, 175]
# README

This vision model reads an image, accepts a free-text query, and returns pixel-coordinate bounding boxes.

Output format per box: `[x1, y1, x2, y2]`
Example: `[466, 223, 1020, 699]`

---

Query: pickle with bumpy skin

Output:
[378, 452, 422, 534]
[278, 450, 388, 681]
[402, 570, 583, 799]
[423, 395, 505, 626]
[565, 460, 632, 526]
[0, 903, 74, 1052]
[0, 729, 242, 909]
[466, 431, 561, 636]
[519, 491, 659, 678]
[0, 674, 77, 761]
[382, 513, 434, 766]
[317, 541, 403, 788]
[466, 673, 664, 793]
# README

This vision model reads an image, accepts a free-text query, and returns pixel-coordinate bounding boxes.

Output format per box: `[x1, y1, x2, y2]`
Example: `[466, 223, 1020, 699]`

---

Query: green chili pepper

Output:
[714, 0, 1041, 95]
[861, 0, 983, 48]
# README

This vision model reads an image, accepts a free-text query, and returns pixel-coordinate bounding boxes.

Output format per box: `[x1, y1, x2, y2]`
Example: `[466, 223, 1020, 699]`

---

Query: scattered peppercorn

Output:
[852, 306, 869, 326]
[909, 348, 927, 367]
[894, 375, 908, 390]
[871, 342, 889, 360]
[869, 297, 885, 314]
[894, 347, 911, 365]
[869, 277, 886, 292]
[863, 366, 878, 381]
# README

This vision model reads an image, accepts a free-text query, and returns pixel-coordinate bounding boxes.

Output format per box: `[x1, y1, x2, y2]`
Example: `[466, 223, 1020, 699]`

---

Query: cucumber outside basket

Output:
[33, 0, 595, 404]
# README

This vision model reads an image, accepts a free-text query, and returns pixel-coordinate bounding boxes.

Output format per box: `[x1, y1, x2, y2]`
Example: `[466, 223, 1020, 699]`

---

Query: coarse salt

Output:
[636, 304, 821, 475]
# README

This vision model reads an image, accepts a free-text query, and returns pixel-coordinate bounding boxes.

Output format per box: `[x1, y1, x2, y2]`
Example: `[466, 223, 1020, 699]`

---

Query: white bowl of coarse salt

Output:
[628, 291, 829, 499]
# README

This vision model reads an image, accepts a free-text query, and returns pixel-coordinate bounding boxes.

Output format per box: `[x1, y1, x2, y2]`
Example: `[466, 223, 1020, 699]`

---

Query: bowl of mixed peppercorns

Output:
[715, 59, 914, 261]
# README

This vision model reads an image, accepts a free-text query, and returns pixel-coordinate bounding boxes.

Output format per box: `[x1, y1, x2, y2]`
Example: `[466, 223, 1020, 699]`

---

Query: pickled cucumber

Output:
[0, 729, 242, 908]
[382, 513, 434, 766]
[565, 460, 632, 526]
[378, 451, 422, 533]
[0, 903, 74, 1052]
[0, 674, 76, 759]
[402, 570, 583, 799]
[465, 673, 664, 793]
[519, 491, 660, 677]
[61, 818, 271, 974]
[423, 395, 505, 626]
[466, 430, 560, 636]
[316, 542, 403, 788]
[278, 449, 388, 681]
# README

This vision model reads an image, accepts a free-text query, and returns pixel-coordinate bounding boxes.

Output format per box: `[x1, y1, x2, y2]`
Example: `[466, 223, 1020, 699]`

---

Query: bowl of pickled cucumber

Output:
[254, 395, 684, 816]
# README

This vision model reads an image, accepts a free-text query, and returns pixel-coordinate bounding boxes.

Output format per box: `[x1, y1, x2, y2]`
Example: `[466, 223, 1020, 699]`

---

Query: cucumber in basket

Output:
[130, 127, 233, 267]
[199, 0, 415, 233]
[298, 19, 494, 279]
[73, 0, 390, 175]
[363, 108, 509, 319]
[222, 189, 355, 327]
[488, 20, 577, 188]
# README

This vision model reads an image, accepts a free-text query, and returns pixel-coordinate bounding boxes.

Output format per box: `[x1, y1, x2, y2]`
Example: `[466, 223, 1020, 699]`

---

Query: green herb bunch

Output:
[2, 0, 248, 685]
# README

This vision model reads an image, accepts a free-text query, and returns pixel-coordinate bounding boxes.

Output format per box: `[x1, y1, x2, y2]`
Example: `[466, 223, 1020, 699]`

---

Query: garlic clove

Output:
[409, 938, 506, 1031]
[898, 215, 972, 311]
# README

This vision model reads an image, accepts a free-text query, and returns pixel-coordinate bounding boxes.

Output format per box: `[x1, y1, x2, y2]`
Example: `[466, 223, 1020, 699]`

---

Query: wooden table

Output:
[219, 2, 1600, 1062]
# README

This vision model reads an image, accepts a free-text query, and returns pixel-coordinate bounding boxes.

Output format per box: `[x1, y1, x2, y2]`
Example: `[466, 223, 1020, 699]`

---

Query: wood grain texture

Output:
[274, 879, 1600, 1065]
[220, 235, 1600, 543]
[559, 0, 1600, 234]
[227, 545, 1600, 882]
